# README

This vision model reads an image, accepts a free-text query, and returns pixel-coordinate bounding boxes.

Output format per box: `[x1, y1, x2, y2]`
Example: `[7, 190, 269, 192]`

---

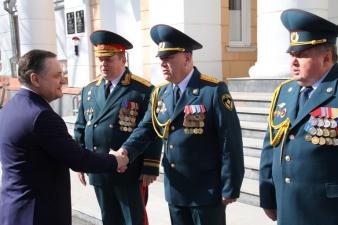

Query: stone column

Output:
[148, 0, 222, 84]
[0, 5, 12, 76]
[100, 0, 143, 77]
[64, 0, 93, 87]
[249, 0, 329, 78]
[16, 0, 57, 54]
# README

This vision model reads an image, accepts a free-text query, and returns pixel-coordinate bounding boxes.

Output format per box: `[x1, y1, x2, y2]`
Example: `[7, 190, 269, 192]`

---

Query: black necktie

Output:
[105, 81, 112, 99]
[297, 86, 313, 115]
[173, 85, 181, 106]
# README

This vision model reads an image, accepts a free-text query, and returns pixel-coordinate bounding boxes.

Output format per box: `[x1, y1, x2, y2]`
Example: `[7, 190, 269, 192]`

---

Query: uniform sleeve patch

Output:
[222, 94, 233, 111]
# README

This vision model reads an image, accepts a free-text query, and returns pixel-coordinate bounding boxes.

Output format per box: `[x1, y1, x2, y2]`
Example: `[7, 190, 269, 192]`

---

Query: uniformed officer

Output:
[259, 9, 338, 225]
[74, 30, 162, 225]
[117, 24, 244, 225]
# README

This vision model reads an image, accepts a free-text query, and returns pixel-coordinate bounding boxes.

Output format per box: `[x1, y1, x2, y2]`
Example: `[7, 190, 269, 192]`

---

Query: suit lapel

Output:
[171, 70, 199, 121]
[291, 65, 338, 128]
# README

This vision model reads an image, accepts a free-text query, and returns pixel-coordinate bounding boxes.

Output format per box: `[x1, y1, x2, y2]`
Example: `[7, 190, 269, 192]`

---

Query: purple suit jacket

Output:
[0, 89, 117, 225]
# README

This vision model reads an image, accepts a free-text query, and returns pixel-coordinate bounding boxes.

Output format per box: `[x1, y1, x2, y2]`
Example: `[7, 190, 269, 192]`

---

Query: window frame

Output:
[228, 0, 251, 48]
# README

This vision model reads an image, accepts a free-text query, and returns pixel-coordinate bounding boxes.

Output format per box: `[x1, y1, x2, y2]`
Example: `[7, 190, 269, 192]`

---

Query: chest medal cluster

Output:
[85, 107, 94, 126]
[118, 101, 139, 132]
[304, 107, 338, 145]
[183, 105, 206, 135]
[156, 96, 167, 114]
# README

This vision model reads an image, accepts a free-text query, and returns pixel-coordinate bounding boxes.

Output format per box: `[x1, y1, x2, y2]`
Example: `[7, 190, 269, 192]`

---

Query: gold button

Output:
[171, 126, 175, 131]
[94, 124, 97, 128]
[170, 163, 176, 168]
[285, 177, 291, 183]
[289, 135, 295, 140]
[169, 144, 174, 149]
[285, 155, 291, 161]
[109, 124, 113, 128]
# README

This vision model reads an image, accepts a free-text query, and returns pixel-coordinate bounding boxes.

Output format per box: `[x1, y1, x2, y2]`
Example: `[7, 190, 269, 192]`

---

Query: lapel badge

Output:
[192, 89, 199, 95]
[87, 88, 92, 96]
[288, 87, 293, 92]
[277, 102, 286, 108]
[327, 87, 333, 93]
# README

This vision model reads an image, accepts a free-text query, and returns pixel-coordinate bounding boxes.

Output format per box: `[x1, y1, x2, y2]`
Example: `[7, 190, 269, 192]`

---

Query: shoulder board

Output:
[85, 75, 102, 86]
[200, 74, 221, 84]
[156, 81, 169, 88]
[131, 74, 151, 87]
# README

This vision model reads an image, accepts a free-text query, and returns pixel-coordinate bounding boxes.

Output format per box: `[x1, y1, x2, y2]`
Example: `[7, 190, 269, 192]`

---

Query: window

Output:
[229, 0, 251, 47]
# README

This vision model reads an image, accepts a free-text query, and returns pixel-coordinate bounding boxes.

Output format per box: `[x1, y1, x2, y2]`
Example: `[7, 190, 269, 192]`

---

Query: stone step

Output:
[243, 137, 263, 150]
[244, 147, 262, 158]
[227, 78, 285, 93]
[244, 156, 260, 171]
[240, 121, 267, 139]
[237, 106, 269, 115]
[239, 177, 260, 206]
[232, 92, 272, 102]
[241, 178, 259, 197]
[244, 168, 259, 180]
[237, 106, 270, 123]
[239, 192, 259, 207]
[232, 92, 272, 108]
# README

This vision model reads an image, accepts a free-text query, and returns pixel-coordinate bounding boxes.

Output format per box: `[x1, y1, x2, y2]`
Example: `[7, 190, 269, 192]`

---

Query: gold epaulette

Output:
[84, 75, 102, 86]
[131, 74, 151, 87]
[200, 74, 221, 84]
[268, 79, 293, 162]
[156, 81, 169, 88]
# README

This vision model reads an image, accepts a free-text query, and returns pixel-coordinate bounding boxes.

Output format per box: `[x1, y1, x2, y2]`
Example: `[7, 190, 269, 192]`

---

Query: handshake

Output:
[109, 148, 129, 173]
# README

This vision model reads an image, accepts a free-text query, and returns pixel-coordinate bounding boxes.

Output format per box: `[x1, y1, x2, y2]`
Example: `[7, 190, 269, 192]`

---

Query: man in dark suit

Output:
[118, 24, 244, 225]
[260, 9, 338, 225]
[0, 49, 128, 225]
[74, 30, 162, 225]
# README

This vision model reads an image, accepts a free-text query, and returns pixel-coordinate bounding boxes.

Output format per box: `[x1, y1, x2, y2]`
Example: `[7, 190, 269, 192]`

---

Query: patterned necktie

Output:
[105, 81, 112, 99]
[173, 85, 181, 106]
[297, 86, 313, 115]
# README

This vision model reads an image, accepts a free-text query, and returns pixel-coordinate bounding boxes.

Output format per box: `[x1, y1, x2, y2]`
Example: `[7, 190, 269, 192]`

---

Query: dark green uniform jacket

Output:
[74, 68, 162, 185]
[260, 64, 338, 225]
[123, 67, 244, 206]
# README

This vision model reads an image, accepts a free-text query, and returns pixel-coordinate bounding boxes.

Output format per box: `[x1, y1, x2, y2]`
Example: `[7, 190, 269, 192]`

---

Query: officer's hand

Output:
[77, 172, 87, 186]
[221, 197, 236, 205]
[109, 149, 129, 173]
[140, 174, 157, 187]
[263, 208, 277, 221]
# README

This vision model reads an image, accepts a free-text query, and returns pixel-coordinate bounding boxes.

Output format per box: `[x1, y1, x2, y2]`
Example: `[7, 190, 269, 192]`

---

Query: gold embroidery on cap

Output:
[291, 32, 299, 43]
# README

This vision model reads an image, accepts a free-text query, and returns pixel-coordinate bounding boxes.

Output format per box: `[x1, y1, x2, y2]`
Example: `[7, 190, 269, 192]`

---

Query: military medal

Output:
[316, 128, 323, 136]
[118, 100, 139, 132]
[323, 128, 330, 137]
[329, 129, 336, 138]
[323, 118, 331, 128]
[319, 137, 326, 145]
[326, 138, 333, 145]
[317, 118, 324, 127]
[183, 105, 206, 135]
[304, 134, 312, 142]
[311, 136, 320, 145]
